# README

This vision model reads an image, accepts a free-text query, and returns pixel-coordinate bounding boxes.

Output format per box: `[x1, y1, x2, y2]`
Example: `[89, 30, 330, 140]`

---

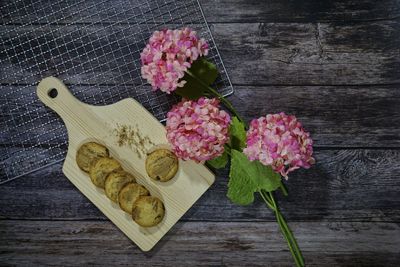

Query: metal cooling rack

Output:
[0, 0, 233, 184]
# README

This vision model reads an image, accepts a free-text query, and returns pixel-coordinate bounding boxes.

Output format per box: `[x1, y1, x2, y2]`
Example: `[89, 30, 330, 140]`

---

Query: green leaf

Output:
[175, 57, 218, 100]
[229, 117, 247, 151]
[207, 146, 230, 169]
[227, 149, 282, 205]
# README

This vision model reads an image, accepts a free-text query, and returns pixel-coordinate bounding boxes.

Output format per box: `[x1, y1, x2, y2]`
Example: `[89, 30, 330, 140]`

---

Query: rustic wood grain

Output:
[2, 85, 400, 147]
[201, 0, 400, 23]
[214, 21, 400, 86]
[0, 220, 399, 266]
[2, 21, 399, 85]
[2, 0, 400, 24]
[1, 149, 399, 222]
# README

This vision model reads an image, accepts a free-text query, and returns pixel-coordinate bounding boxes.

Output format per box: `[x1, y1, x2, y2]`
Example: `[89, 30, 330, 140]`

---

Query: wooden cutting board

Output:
[37, 76, 215, 251]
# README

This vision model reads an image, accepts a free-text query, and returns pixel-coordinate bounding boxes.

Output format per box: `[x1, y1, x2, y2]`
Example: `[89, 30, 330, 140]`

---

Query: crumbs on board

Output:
[112, 123, 155, 158]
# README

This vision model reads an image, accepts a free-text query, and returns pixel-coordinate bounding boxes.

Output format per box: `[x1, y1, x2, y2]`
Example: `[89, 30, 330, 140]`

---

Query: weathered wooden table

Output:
[1, 0, 400, 266]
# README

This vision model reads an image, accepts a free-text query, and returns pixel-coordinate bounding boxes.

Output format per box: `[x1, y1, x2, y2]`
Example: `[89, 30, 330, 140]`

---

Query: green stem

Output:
[277, 213, 304, 267]
[280, 182, 289, 196]
[261, 192, 301, 267]
[268, 191, 305, 267]
[259, 190, 305, 267]
[258, 190, 274, 210]
[185, 70, 246, 125]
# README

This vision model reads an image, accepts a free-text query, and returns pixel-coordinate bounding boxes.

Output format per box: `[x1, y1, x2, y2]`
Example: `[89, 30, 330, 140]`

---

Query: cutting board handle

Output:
[37, 76, 84, 118]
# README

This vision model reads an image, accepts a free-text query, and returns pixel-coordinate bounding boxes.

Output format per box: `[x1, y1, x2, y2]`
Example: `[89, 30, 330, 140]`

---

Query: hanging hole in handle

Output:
[48, 88, 58, 98]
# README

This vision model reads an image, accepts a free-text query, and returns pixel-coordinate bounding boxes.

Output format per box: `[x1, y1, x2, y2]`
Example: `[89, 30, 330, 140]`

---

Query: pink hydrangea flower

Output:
[166, 97, 231, 162]
[243, 113, 315, 178]
[140, 28, 209, 93]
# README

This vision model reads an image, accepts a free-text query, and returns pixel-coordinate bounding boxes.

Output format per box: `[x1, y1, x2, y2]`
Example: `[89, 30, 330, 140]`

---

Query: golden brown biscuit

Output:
[118, 182, 149, 214]
[89, 157, 122, 188]
[76, 142, 109, 172]
[132, 196, 165, 227]
[145, 149, 178, 182]
[104, 170, 136, 202]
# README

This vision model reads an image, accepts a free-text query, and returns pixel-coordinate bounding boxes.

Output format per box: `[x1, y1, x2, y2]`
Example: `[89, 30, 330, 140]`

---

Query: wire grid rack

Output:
[0, 0, 233, 184]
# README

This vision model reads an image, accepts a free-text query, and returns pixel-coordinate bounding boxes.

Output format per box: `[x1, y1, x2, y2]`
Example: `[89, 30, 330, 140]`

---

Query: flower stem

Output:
[280, 182, 289, 196]
[185, 70, 246, 125]
[259, 190, 275, 210]
[259, 190, 305, 267]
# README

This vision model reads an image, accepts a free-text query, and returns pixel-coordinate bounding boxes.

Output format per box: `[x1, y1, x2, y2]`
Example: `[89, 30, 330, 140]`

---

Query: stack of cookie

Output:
[76, 142, 178, 227]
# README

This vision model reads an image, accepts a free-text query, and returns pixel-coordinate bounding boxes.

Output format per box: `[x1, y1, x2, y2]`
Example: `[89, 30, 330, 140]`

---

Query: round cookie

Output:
[145, 149, 178, 182]
[118, 183, 149, 214]
[104, 170, 136, 202]
[132, 196, 165, 227]
[76, 142, 109, 172]
[89, 157, 122, 188]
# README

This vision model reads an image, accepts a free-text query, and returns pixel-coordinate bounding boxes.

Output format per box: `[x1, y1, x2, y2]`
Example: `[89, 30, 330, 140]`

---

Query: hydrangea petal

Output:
[243, 112, 315, 178]
[166, 97, 231, 162]
[141, 28, 209, 93]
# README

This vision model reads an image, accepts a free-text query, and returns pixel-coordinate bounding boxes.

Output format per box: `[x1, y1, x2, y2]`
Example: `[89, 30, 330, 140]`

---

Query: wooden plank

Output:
[1, 149, 399, 221]
[2, 0, 399, 24]
[214, 21, 400, 86]
[2, 85, 399, 147]
[0, 220, 399, 266]
[1, 21, 399, 85]
[201, 0, 400, 23]
[228, 85, 400, 147]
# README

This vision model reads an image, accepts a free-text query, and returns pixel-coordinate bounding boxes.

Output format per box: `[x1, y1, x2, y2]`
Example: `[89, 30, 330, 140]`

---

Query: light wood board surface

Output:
[36, 76, 215, 251]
